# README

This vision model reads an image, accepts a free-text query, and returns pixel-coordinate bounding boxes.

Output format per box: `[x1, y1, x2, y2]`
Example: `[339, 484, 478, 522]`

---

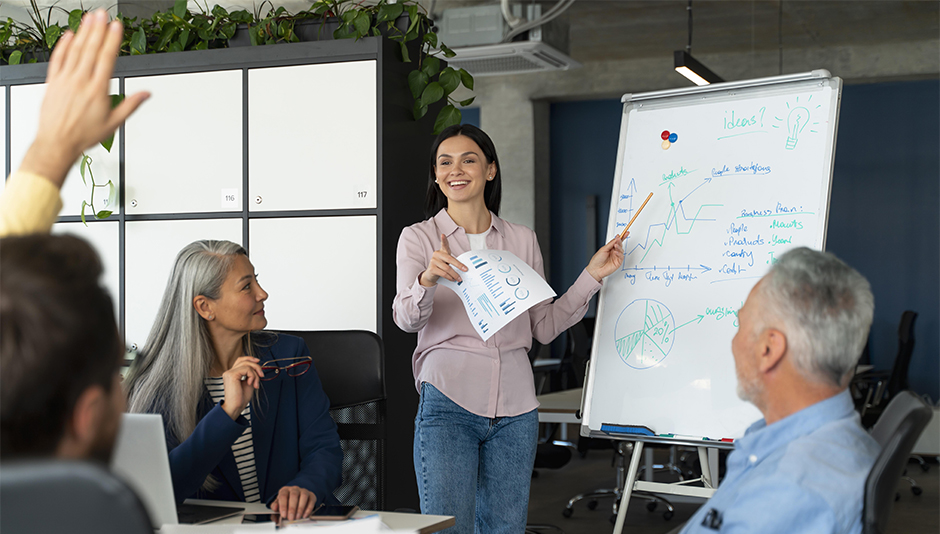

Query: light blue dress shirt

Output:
[680, 390, 879, 534]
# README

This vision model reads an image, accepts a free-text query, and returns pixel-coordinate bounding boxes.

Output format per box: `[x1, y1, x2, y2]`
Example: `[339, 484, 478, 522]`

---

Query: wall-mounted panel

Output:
[125, 70, 242, 215]
[10, 80, 121, 216]
[124, 218, 243, 351]
[248, 62, 377, 212]
[51, 221, 120, 320]
[249, 216, 376, 332]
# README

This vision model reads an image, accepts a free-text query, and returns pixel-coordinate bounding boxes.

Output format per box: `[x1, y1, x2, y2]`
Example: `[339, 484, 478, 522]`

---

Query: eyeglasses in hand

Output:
[260, 356, 312, 381]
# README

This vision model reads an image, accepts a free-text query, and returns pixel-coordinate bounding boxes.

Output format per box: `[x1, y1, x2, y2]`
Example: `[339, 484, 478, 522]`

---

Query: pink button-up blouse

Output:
[392, 209, 602, 418]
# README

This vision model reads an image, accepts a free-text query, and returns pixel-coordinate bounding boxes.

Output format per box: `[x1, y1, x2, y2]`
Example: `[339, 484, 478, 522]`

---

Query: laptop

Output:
[111, 413, 245, 526]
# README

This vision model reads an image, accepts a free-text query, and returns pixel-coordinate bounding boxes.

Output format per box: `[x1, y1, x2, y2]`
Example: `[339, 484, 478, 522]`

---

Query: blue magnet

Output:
[668, 133, 678, 143]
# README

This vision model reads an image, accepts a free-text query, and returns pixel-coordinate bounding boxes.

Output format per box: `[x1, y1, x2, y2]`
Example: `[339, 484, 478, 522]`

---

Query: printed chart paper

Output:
[439, 250, 556, 341]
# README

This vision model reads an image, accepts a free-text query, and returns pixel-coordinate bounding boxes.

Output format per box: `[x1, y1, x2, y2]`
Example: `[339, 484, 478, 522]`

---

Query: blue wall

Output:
[549, 80, 940, 400]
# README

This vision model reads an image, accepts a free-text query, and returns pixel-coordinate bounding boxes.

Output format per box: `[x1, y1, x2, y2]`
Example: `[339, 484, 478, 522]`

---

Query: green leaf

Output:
[407, 69, 429, 99]
[100, 133, 115, 152]
[168, 41, 183, 53]
[95, 210, 113, 219]
[419, 81, 444, 107]
[421, 56, 440, 78]
[413, 100, 428, 121]
[220, 22, 236, 40]
[197, 27, 211, 41]
[439, 67, 459, 94]
[433, 104, 462, 135]
[406, 5, 420, 33]
[423, 32, 438, 49]
[173, 0, 187, 18]
[459, 97, 476, 107]
[155, 23, 177, 50]
[371, 26, 380, 37]
[249, 25, 261, 46]
[8, 50, 22, 65]
[459, 68, 474, 91]
[45, 25, 62, 49]
[313, 3, 331, 16]
[211, 5, 228, 19]
[398, 40, 410, 62]
[194, 40, 208, 50]
[179, 28, 191, 48]
[130, 27, 146, 55]
[81, 201, 88, 226]
[441, 44, 456, 58]
[377, 3, 403, 23]
[79, 155, 89, 185]
[68, 9, 82, 33]
[341, 11, 357, 23]
[230, 10, 252, 24]
[103, 180, 117, 210]
[111, 94, 125, 109]
[353, 11, 371, 37]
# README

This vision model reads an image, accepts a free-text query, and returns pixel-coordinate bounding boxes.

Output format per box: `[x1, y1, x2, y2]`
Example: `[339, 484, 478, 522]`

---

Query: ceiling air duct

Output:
[435, 1, 580, 77]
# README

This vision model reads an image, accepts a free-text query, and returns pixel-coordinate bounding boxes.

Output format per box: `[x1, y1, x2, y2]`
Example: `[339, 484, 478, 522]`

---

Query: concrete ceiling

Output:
[431, 0, 940, 63]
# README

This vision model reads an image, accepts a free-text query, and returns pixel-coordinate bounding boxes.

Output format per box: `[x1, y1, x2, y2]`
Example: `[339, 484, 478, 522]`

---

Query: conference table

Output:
[157, 499, 455, 533]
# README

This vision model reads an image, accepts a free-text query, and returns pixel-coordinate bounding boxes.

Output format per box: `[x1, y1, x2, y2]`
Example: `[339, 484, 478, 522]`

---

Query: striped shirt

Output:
[205, 377, 261, 503]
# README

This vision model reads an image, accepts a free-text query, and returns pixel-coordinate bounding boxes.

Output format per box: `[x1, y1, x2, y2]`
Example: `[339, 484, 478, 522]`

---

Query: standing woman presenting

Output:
[393, 124, 626, 533]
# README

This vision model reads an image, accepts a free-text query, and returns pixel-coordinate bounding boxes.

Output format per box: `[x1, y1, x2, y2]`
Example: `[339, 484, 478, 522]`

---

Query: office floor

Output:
[527, 449, 940, 534]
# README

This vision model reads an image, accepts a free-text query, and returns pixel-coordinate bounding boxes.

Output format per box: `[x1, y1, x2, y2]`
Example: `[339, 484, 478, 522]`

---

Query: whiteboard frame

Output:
[580, 70, 843, 448]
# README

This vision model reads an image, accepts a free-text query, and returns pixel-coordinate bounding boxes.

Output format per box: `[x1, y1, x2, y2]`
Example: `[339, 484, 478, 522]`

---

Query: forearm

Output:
[167, 404, 247, 502]
[531, 269, 602, 344]
[392, 274, 436, 332]
[0, 171, 63, 237]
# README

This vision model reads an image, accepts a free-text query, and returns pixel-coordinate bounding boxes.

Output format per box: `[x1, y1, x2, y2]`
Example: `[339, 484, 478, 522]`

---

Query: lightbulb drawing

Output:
[785, 106, 810, 150]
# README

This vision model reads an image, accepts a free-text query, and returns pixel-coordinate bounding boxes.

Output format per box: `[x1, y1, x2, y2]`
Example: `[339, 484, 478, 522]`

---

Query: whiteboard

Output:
[581, 71, 842, 443]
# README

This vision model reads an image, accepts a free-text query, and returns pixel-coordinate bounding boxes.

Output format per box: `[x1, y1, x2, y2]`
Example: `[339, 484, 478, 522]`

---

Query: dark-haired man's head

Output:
[1, 234, 124, 463]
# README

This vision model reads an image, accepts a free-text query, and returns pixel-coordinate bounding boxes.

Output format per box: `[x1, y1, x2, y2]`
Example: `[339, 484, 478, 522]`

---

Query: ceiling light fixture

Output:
[674, 1, 724, 86]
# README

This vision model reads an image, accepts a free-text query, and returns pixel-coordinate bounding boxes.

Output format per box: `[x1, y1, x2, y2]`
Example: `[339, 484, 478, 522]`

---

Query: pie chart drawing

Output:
[614, 299, 675, 370]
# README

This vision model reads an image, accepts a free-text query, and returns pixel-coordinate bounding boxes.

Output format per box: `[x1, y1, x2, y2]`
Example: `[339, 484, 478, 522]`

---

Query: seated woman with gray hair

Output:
[124, 240, 342, 521]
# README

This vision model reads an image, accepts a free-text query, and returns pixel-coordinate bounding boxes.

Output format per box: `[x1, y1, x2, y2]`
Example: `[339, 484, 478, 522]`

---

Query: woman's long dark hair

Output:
[424, 124, 502, 218]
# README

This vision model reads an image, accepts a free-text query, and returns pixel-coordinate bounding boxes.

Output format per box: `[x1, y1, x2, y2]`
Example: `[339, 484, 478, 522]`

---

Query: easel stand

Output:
[610, 438, 730, 534]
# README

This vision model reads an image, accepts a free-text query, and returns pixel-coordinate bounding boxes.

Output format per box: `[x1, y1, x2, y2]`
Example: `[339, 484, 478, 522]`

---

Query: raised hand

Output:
[586, 233, 627, 282]
[419, 233, 468, 287]
[20, 9, 150, 188]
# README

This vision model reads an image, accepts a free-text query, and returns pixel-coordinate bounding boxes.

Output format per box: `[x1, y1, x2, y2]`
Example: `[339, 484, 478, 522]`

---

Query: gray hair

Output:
[124, 240, 250, 489]
[757, 247, 874, 387]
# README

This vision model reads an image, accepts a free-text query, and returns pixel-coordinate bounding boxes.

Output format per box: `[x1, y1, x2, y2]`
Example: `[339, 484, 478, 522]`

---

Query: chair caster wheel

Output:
[562, 508, 573, 518]
[587, 500, 598, 511]
[912, 486, 923, 496]
[664, 510, 675, 521]
[646, 501, 657, 512]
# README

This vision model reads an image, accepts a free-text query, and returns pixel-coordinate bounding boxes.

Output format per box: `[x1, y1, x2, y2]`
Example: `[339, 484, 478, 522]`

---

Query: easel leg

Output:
[697, 447, 712, 488]
[612, 441, 643, 534]
[708, 448, 720, 489]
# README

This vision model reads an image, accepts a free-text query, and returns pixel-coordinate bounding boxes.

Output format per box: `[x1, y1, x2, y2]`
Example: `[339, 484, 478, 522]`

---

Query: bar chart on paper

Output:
[439, 250, 555, 340]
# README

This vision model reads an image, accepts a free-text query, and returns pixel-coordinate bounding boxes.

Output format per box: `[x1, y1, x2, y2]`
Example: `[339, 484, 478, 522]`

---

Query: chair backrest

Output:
[886, 311, 917, 398]
[0, 460, 153, 534]
[863, 390, 933, 534]
[567, 320, 593, 386]
[278, 330, 386, 511]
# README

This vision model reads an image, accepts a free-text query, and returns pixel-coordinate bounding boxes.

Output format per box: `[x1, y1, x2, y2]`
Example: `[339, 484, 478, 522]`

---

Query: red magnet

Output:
[661, 130, 670, 140]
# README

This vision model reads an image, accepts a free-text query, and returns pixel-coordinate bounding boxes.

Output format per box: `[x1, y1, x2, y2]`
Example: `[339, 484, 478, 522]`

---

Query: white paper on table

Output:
[438, 250, 556, 341]
[281, 515, 406, 532]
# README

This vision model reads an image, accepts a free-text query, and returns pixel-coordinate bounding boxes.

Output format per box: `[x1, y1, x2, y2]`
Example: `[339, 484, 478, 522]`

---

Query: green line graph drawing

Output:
[614, 299, 676, 369]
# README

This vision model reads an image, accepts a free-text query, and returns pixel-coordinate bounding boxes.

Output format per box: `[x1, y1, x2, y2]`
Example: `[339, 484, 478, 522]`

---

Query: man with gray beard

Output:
[680, 247, 879, 534]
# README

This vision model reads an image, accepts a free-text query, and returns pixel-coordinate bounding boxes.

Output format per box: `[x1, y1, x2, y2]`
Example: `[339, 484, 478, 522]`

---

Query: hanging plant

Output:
[0, 0, 474, 133]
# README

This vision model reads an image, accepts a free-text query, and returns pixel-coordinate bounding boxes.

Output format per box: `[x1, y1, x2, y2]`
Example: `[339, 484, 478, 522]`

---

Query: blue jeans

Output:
[414, 382, 538, 534]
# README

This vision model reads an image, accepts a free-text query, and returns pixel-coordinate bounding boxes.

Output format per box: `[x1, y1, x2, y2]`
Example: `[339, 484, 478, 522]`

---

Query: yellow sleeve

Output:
[0, 171, 63, 237]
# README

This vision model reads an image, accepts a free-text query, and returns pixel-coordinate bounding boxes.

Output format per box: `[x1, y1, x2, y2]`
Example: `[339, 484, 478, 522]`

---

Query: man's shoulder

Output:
[780, 415, 879, 475]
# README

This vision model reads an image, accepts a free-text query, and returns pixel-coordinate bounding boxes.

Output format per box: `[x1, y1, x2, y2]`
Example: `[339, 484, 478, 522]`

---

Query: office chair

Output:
[863, 390, 933, 534]
[860, 311, 917, 426]
[0, 460, 153, 534]
[280, 330, 386, 511]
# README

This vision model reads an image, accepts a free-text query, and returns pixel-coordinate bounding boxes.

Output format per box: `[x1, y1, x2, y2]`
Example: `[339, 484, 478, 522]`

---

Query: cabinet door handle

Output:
[255, 196, 263, 204]
[130, 199, 138, 208]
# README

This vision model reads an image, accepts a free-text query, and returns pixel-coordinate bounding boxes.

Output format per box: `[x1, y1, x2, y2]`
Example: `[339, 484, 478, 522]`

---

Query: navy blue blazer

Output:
[163, 334, 343, 506]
